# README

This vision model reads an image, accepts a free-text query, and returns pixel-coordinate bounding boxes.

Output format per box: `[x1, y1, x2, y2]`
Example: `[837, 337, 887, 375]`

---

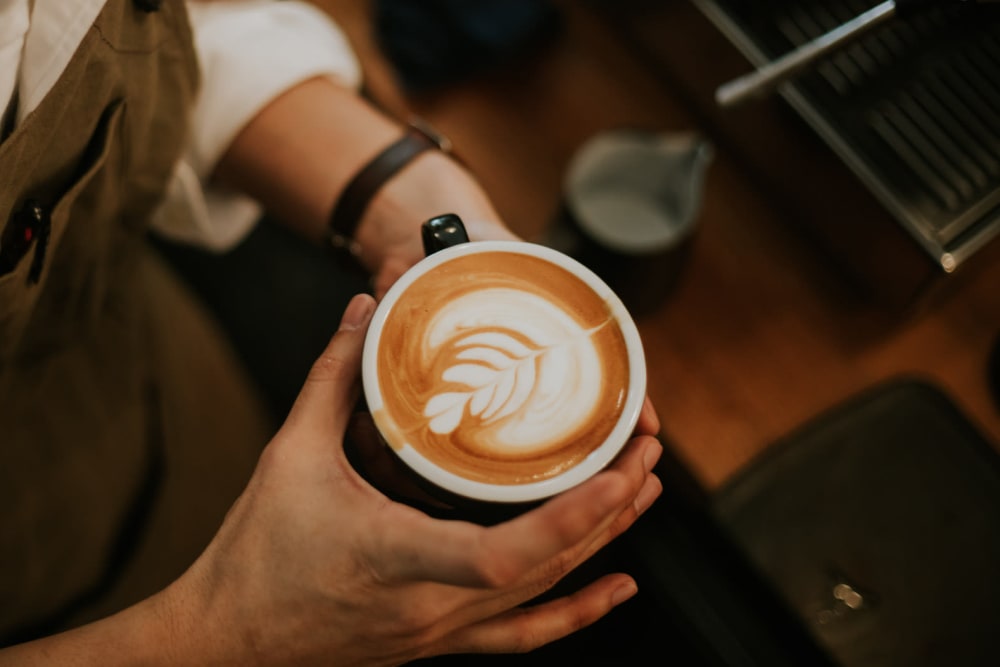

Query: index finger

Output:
[635, 395, 660, 437]
[368, 439, 653, 588]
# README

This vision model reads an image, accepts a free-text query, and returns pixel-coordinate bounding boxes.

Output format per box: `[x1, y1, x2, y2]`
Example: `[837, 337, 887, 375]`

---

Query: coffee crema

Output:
[372, 250, 630, 486]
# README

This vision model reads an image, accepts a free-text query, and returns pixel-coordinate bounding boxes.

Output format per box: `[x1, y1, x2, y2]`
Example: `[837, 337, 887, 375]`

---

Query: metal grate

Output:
[694, 0, 1000, 270]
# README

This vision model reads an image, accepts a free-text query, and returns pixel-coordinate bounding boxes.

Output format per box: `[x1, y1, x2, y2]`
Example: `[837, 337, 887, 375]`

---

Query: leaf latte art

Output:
[372, 251, 630, 486]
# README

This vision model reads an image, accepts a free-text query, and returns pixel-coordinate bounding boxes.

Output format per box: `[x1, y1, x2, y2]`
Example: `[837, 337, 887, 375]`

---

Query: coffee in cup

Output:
[361, 215, 646, 505]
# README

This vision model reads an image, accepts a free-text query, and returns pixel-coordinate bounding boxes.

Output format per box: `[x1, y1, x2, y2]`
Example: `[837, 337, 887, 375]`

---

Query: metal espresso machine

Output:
[700, 0, 1000, 306]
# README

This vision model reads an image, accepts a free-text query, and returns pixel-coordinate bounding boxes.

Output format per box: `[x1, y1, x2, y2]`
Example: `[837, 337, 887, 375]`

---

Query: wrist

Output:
[326, 120, 452, 270]
[138, 575, 216, 665]
[0, 579, 215, 667]
[140, 561, 250, 666]
[353, 150, 514, 271]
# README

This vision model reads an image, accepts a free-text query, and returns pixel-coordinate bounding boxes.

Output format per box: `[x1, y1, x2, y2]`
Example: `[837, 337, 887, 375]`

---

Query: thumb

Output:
[285, 293, 376, 434]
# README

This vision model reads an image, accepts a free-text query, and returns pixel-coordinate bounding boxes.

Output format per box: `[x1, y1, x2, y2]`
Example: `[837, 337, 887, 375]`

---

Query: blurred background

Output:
[173, 1, 1000, 664]
[311, 0, 1000, 485]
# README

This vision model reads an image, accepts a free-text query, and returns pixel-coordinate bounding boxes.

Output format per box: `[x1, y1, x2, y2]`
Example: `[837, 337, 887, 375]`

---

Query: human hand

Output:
[636, 395, 661, 440]
[161, 294, 662, 666]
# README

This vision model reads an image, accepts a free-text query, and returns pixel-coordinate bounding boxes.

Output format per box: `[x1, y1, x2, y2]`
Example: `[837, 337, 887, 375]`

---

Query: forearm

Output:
[0, 569, 257, 667]
[212, 75, 508, 272]
[0, 587, 190, 666]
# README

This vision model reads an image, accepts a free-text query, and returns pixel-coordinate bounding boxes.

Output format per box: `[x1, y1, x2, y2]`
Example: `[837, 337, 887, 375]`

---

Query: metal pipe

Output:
[715, 0, 898, 107]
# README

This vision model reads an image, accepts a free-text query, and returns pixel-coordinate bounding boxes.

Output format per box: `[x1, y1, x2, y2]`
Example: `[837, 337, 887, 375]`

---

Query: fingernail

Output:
[611, 581, 638, 606]
[339, 294, 374, 331]
[644, 396, 661, 432]
[643, 441, 662, 472]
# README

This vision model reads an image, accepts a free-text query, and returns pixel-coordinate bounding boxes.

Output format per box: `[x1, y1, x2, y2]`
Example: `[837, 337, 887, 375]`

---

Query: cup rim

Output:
[362, 240, 647, 503]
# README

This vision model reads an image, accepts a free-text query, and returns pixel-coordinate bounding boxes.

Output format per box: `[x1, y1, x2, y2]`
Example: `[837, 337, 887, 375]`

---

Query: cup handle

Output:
[422, 213, 470, 255]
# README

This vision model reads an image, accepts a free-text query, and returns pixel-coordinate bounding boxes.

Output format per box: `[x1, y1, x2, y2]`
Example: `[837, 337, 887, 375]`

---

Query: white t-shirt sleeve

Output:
[151, 0, 362, 251]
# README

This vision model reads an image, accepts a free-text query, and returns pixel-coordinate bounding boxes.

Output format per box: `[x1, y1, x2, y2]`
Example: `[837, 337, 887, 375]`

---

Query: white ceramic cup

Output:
[361, 216, 647, 505]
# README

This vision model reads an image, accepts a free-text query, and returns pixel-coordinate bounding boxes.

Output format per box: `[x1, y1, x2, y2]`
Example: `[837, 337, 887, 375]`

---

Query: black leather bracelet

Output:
[326, 119, 452, 261]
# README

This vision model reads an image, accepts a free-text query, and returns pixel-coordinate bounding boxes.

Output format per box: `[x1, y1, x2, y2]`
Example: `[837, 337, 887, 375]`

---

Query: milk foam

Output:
[421, 288, 604, 456]
[371, 248, 633, 489]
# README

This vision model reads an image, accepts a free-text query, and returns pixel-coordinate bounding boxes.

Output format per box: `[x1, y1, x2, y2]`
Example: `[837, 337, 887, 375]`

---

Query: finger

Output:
[284, 293, 375, 436]
[370, 438, 660, 588]
[441, 471, 660, 631]
[635, 395, 661, 437]
[432, 574, 638, 656]
[540, 436, 661, 562]
[565, 472, 662, 571]
[603, 436, 662, 534]
[368, 470, 631, 588]
[479, 436, 662, 584]
[497, 438, 662, 596]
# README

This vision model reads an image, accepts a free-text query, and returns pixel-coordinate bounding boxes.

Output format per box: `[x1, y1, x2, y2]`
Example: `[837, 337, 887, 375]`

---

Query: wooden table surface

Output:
[315, 0, 1000, 490]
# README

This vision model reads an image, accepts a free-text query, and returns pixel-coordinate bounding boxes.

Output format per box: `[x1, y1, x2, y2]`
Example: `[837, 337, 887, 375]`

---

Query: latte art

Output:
[421, 288, 606, 455]
[371, 250, 630, 486]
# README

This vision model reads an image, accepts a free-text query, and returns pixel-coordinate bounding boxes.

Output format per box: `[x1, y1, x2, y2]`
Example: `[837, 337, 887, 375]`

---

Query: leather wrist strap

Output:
[327, 120, 452, 258]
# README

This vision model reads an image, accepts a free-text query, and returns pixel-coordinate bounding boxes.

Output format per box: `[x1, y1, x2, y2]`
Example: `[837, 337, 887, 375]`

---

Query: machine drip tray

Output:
[694, 0, 1000, 272]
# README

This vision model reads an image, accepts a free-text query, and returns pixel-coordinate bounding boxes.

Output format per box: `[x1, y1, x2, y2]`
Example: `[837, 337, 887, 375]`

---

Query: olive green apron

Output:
[0, 0, 272, 641]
